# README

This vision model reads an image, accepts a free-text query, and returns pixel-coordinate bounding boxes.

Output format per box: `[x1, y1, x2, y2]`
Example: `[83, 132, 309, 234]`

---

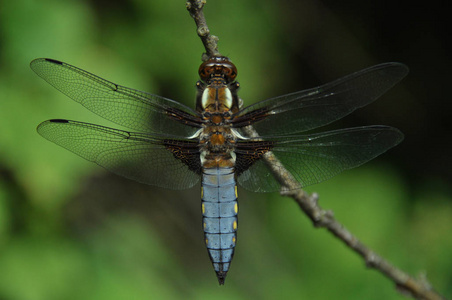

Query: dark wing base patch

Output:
[164, 140, 202, 174]
[234, 140, 274, 176]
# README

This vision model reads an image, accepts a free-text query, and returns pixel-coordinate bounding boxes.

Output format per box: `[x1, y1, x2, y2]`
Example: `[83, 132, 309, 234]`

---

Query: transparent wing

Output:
[232, 63, 408, 135]
[37, 119, 201, 189]
[236, 126, 403, 192]
[31, 58, 202, 136]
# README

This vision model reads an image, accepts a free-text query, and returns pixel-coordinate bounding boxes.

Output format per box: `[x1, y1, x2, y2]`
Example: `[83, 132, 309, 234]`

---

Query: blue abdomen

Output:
[201, 166, 238, 285]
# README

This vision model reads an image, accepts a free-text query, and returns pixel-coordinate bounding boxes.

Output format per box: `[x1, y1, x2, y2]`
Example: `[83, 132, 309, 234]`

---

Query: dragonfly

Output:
[31, 56, 408, 284]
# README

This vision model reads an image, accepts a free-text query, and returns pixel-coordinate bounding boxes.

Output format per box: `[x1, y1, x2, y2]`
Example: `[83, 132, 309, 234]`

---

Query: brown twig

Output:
[282, 186, 445, 300]
[186, 2, 446, 299]
[186, 0, 221, 60]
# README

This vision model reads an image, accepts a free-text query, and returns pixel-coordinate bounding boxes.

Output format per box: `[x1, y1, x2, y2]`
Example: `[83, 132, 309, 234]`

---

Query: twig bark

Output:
[186, 1, 447, 299]
[186, 0, 221, 60]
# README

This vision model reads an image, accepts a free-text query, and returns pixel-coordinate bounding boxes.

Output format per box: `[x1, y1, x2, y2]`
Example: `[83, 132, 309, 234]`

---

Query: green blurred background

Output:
[0, 0, 451, 299]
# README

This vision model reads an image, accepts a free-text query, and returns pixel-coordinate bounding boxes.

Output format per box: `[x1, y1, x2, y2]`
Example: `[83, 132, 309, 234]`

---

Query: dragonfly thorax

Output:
[200, 124, 236, 152]
[200, 86, 233, 112]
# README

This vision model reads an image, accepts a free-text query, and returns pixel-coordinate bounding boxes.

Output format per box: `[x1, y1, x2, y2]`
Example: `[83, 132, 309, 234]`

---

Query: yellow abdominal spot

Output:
[232, 236, 236, 244]
[203, 222, 206, 230]
[233, 220, 237, 230]
[205, 238, 209, 245]
[234, 186, 238, 198]
[202, 203, 205, 215]
[201, 187, 204, 199]
[234, 203, 238, 214]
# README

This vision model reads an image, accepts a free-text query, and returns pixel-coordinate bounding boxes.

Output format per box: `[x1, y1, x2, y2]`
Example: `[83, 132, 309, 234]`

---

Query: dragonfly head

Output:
[198, 56, 237, 84]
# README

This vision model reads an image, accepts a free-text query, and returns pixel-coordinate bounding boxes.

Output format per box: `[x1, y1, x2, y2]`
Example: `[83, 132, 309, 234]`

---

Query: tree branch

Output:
[282, 185, 445, 300]
[186, 0, 221, 60]
[186, 2, 446, 299]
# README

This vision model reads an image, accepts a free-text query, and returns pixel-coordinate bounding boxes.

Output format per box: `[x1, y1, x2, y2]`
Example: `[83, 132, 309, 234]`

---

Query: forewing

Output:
[232, 63, 408, 135]
[37, 119, 201, 189]
[31, 58, 201, 136]
[236, 126, 403, 192]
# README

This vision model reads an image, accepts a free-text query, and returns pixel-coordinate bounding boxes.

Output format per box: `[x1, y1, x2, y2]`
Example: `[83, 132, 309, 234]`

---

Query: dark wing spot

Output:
[44, 58, 63, 65]
[49, 119, 69, 123]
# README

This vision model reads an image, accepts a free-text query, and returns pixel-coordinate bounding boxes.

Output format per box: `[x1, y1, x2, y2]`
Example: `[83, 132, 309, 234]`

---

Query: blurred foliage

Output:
[0, 0, 451, 299]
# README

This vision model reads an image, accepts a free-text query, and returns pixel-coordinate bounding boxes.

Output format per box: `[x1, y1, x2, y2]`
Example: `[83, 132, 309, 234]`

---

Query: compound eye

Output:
[199, 64, 214, 81]
[227, 64, 238, 81]
[198, 56, 238, 82]
[199, 69, 206, 81]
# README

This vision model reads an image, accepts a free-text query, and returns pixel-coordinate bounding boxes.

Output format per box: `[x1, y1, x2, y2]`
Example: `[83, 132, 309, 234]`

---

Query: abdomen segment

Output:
[201, 166, 238, 285]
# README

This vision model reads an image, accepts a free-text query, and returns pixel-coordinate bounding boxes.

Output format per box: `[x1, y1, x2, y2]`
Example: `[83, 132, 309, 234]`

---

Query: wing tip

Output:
[36, 119, 70, 134]
[377, 62, 409, 81]
[30, 58, 63, 68]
